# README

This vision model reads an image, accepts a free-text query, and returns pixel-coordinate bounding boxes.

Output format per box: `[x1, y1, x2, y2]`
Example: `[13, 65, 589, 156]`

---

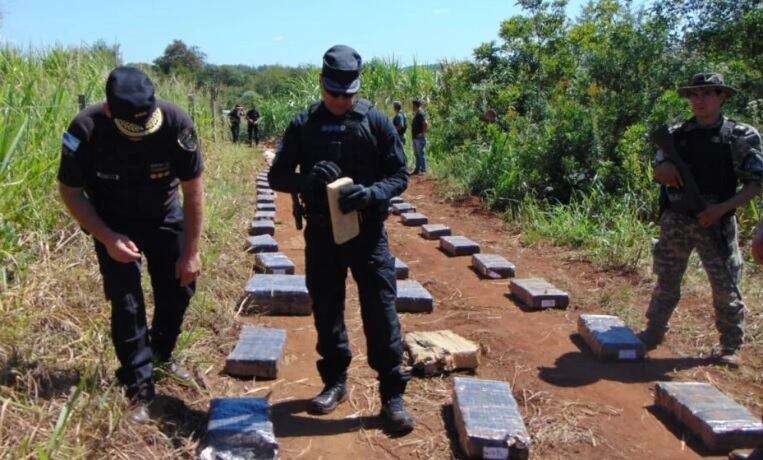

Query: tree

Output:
[153, 40, 206, 74]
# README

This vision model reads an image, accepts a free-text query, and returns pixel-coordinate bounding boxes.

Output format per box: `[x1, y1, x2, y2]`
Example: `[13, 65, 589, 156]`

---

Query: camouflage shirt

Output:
[653, 116, 763, 186]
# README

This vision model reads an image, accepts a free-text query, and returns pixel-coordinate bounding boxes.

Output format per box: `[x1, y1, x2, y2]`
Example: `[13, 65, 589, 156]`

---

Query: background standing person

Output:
[228, 103, 243, 143]
[57, 66, 204, 424]
[411, 98, 428, 174]
[268, 44, 414, 435]
[246, 104, 261, 147]
[639, 73, 763, 367]
[392, 100, 407, 144]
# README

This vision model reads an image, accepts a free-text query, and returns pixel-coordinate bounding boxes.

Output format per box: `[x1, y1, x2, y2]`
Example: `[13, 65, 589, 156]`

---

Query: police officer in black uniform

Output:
[268, 45, 414, 434]
[57, 67, 204, 425]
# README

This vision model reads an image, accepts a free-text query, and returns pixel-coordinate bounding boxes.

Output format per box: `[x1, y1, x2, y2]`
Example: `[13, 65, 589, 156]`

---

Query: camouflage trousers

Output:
[646, 209, 746, 351]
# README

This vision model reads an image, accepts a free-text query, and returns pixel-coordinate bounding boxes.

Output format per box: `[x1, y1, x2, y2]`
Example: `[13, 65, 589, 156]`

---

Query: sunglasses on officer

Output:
[325, 88, 356, 99]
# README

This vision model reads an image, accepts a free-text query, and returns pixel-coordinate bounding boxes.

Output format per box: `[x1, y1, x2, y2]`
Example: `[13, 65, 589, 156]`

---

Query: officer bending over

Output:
[57, 67, 204, 424]
[268, 45, 414, 434]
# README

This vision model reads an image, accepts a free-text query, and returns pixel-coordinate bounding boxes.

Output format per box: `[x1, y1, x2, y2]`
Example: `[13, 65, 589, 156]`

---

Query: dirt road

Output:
[213, 173, 744, 459]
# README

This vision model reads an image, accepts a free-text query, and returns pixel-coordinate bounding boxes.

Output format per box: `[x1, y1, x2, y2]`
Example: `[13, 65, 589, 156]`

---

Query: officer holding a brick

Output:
[57, 67, 204, 424]
[268, 45, 414, 434]
[639, 73, 763, 367]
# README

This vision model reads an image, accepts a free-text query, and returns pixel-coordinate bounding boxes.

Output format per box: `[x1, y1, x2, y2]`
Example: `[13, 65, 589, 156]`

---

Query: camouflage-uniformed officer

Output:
[640, 73, 763, 367]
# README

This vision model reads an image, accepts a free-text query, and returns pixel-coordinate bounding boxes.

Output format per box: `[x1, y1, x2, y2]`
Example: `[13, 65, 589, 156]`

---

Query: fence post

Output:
[188, 94, 195, 122]
[78, 94, 86, 110]
[210, 88, 218, 142]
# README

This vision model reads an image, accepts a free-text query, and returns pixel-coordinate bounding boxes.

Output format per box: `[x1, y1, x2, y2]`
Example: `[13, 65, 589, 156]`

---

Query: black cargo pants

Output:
[304, 214, 410, 402]
[93, 223, 194, 397]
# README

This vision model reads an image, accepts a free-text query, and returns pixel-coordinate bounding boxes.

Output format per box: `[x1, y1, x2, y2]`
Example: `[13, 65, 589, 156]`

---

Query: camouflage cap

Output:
[678, 73, 737, 98]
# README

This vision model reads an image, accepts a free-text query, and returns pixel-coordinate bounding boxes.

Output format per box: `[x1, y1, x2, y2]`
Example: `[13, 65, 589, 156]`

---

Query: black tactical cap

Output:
[106, 66, 163, 137]
[321, 45, 362, 95]
[678, 73, 737, 98]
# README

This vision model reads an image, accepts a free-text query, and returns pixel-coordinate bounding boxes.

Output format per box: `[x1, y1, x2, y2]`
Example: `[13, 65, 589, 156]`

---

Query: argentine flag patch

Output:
[62, 131, 81, 153]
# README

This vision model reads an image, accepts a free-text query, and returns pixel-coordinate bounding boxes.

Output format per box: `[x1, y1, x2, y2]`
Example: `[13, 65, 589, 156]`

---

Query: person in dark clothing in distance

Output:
[246, 105, 261, 147]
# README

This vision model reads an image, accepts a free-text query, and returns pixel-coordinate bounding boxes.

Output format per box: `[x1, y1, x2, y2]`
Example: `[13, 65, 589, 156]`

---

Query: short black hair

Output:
[412, 99, 422, 107]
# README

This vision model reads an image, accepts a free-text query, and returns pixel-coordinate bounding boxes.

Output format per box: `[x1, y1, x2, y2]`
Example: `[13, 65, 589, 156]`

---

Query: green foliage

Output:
[0, 44, 213, 286]
[153, 39, 206, 74]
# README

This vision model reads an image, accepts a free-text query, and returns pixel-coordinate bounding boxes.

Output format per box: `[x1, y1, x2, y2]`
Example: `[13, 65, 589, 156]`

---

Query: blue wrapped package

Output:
[245, 235, 278, 254]
[243, 274, 311, 316]
[394, 257, 409, 280]
[440, 236, 480, 256]
[201, 398, 278, 460]
[453, 377, 531, 460]
[225, 326, 287, 379]
[577, 314, 645, 361]
[396, 280, 434, 313]
[655, 382, 763, 451]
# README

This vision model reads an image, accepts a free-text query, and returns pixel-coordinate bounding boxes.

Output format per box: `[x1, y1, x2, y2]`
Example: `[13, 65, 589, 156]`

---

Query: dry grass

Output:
[0, 141, 262, 459]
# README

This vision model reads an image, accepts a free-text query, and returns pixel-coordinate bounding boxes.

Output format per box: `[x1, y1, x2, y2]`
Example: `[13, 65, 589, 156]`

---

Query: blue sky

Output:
[2, 0, 596, 67]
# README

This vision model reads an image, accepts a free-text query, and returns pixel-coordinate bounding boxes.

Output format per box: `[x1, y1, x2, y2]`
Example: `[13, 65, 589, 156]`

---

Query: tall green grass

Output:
[0, 46, 213, 288]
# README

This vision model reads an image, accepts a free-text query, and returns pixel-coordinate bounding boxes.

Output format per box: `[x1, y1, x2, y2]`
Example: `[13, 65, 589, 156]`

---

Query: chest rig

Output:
[674, 120, 736, 204]
[300, 99, 380, 185]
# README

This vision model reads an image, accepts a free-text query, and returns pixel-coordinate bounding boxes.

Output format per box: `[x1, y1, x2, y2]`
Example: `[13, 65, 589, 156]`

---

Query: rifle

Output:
[291, 193, 304, 230]
[649, 125, 742, 299]
[649, 125, 706, 216]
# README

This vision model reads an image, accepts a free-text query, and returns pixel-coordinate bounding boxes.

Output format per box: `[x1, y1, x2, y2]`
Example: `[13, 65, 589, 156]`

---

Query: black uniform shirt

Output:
[246, 108, 261, 125]
[57, 100, 204, 227]
[411, 110, 426, 138]
[269, 100, 407, 216]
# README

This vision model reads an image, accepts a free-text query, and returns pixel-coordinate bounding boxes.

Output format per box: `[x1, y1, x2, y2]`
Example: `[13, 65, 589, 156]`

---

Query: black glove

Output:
[339, 184, 374, 213]
[305, 161, 342, 193]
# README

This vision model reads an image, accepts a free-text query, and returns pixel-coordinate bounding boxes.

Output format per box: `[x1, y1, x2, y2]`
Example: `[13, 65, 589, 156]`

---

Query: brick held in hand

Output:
[471, 254, 515, 279]
[577, 314, 645, 361]
[655, 382, 763, 451]
[440, 236, 480, 256]
[421, 224, 451, 240]
[509, 278, 569, 309]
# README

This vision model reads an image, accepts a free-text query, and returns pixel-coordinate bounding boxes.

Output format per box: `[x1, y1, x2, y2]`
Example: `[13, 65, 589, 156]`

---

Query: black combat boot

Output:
[381, 395, 415, 434]
[126, 383, 155, 425]
[309, 382, 348, 415]
[636, 327, 665, 351]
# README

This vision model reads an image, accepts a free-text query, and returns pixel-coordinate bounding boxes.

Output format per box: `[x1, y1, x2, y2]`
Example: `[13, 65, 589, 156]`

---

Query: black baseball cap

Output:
[321, 45, 362, 95]
[106, 66, 163, 137]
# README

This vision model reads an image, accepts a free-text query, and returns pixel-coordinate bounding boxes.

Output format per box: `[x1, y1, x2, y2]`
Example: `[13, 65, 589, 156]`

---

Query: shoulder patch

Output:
[62, 131, 81, 152]
[177, 127, 199, 152]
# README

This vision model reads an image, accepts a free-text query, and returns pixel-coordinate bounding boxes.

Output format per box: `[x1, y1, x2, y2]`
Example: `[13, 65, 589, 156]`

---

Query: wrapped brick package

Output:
[244, 234, 278, 254]
[225, 326, 287, 379]
[655, 382, 763, 451]
[453, 377, 531, 460]
[390, 196, 404, 204]
[243, 274, 311, 315]
[404, 330, 480, 376]
[440, 236, 481, 256]
[201, 398, 278, 460]
[254, 211, 276, 221]
[391, 202, 416, 215]
[472, 254, 515, 279]
[401, 212, 428, 226]
[394, 257, 409, 280]
[509, 278, 569, 309]
[256, 202, 276, 212]
[249, 220, 275, 237]
[421, 224, 451, 240]
[577, 314, 645, 361]
[396, 280, 434, 313]
[254, 252, 295, 274]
